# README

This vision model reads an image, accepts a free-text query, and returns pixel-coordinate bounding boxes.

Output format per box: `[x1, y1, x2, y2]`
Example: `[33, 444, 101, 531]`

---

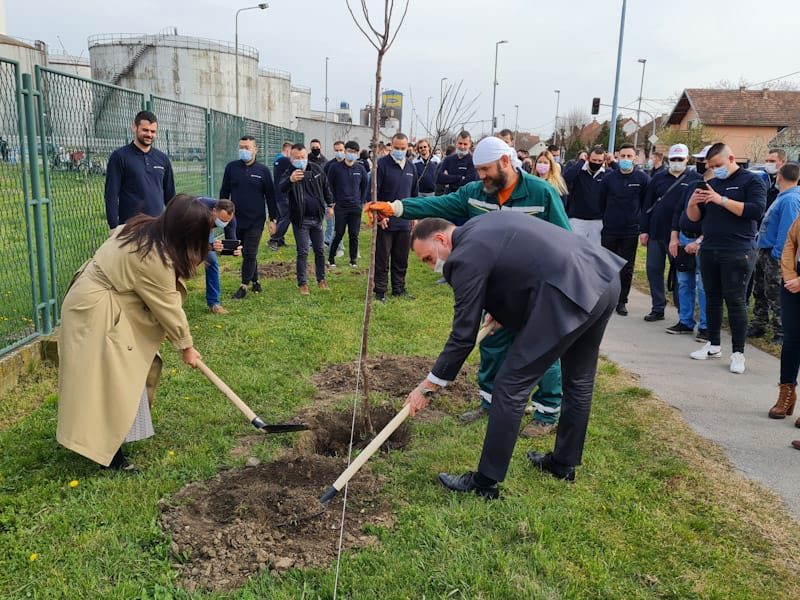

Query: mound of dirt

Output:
[257, 261, 297, 280]
[160, 455, 392, 593]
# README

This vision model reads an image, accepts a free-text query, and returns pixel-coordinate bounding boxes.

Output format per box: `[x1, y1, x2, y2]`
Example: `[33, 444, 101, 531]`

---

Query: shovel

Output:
[319, 321, 497, 506]
[196, 360, 309, 434]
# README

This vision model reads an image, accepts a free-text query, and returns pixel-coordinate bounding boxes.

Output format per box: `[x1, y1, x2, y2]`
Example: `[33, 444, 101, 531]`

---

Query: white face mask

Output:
[215, 217, 229, 228]
[668, 161, 685, 173]
[433, 243, 446, 273]
[763, 163, 777, 175]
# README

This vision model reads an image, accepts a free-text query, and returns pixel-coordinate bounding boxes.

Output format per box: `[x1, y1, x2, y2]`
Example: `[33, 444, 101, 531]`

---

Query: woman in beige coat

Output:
[57, 194, 211, 471]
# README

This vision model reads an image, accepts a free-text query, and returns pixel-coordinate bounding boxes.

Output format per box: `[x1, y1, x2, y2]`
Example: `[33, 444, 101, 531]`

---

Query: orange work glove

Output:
[364, 201, 395, 226]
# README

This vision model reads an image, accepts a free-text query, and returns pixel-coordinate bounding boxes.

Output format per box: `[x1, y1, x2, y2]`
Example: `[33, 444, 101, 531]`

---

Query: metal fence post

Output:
[20, 73, 53, 334]
[206, 109, 214, 196]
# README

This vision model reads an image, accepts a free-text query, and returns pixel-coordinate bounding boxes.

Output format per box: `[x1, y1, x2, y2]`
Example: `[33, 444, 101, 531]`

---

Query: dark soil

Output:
[160, 455, 392, 593]
[258, 261, 297, 279]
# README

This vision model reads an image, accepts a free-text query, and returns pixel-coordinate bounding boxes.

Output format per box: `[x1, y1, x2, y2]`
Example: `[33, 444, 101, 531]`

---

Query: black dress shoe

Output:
[527, 451, 575, 482]
[615, 302, 628, 316]
[437, 471, 499, 499]
[374, 293, 387, 303]
[643, 311, 664, 322]
[392, 290, 416, 300]
[232, 286, 247, 299]
[251, 281, 262, 293]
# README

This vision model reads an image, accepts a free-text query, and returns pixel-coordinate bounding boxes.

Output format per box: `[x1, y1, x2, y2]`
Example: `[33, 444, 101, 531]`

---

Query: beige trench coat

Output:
[57, 233, 193, 466]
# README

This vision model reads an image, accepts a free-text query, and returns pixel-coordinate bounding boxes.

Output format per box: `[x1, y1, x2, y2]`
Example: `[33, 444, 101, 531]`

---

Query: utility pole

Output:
[324, 56, 329, 151]
[633, 58, 647, 152]
[608, 0, 627, 153]
[491, 40, 509, 135]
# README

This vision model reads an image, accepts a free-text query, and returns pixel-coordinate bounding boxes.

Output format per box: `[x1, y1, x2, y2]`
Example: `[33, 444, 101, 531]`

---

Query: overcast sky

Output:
[7, 0, 800, 140]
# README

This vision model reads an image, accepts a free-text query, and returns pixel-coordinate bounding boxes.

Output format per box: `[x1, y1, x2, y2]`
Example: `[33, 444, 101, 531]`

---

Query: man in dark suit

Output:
[404, 212, 624, 498]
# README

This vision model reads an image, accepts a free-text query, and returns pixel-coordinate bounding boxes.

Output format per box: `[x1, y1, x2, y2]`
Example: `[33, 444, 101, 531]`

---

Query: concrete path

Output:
[600, 287, 800, 520]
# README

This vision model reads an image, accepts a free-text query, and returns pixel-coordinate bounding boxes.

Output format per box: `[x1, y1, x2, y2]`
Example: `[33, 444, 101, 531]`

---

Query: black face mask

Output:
[696, 161, 706, 175]
[588, 161, 602, 173]
[310, 148, 321, 156]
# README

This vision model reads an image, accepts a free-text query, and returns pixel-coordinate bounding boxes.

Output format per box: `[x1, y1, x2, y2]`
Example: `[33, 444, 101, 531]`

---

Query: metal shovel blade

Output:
[251, 417, 309, 434]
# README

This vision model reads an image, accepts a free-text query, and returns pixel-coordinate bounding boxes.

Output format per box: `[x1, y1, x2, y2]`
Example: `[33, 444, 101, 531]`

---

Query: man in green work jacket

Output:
[367, 136, 570, 437]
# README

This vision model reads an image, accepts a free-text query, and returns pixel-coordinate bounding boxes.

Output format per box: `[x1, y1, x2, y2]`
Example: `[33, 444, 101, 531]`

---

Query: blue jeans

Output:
[324, 212, 335, 246]
[205, 250, 220, 307]
[676, 233, 706, 329]
[294, 217, 326, 286]
[645, 238, 679, 313]
[699, 247, 757, 352]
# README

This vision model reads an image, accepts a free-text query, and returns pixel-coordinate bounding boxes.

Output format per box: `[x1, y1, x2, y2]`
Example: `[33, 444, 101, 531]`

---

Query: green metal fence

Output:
[0, 59, 37, 352]
[149, 95, 208, 196]
[0, 62, 303, 357]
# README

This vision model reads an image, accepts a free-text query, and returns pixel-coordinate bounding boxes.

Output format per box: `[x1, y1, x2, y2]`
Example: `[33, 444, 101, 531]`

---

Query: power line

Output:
[748, 69, 800, 89]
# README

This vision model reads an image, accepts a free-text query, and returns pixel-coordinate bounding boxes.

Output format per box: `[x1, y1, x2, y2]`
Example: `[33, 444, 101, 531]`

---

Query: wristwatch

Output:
[721, 196, 728, 206]
[420, 387, 435, 398]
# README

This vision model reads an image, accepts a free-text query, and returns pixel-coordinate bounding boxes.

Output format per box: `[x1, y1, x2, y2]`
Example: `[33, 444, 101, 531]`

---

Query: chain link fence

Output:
[0, 59, 36, 351]
[150, 96, 208, 196]
[0, 63, 303, 357]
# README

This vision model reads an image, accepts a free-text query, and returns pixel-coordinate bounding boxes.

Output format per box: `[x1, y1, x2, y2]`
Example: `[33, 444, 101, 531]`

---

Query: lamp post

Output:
[324, 56, 329, 151]
[439, 77, 447, 139]
[491, 39, 509, 135]
[426, 96, 433, 136]
[235, 3, 268, 116]
[633, 57, 647, 152]
[608, 0, 627, 153]
[552, 89, 561, 148]
[514, 103, 519, 144]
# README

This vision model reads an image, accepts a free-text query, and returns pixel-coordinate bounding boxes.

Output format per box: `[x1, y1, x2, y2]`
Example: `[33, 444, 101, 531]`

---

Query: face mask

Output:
[292, 160, 307, 170]
[214, 218, 229, 228]
[334, 151, 345, 160]
[552, 156, 561, 164]
[712, 165, 729, 180]
[345, 152, 358, 162]
[588, 161, 602, 173]
[535, 163, 550, 175]
[239, 149, 252, 162]
[696, 162, 707, 175]
[763, 163, 777, 175]
[431, 154, 441, 164]
[668, 161, 685, 173]
[619, 159, 634, 171]
[310, 148, 321, 157]
[433, 244, 447, 273]
[391, 149, 406, 161]
[455, 149, 469, 158]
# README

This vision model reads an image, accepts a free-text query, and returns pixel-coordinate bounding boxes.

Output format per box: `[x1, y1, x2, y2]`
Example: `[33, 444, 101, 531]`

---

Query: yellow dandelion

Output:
[215, 324, 223, 329]
[269, 339, 275, 344]
[69, 480, 79, 488]
[168, 450, 175, 456]
[170, 369, 177, 375]
[29, 553, 38, 562]
[183, 396, 190, 400]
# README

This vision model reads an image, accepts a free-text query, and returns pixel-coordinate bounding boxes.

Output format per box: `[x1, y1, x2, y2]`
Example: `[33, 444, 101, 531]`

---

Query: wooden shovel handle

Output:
[195, 359, 258, 423]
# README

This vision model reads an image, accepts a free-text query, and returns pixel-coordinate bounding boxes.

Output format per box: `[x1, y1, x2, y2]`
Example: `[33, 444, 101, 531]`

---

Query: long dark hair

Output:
[117, 194, 212, 279]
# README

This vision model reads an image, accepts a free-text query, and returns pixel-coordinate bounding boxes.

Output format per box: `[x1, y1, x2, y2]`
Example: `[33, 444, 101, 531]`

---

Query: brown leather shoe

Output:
[318, 280, 330, 290]
[298, 284, 310, 296]
[769, 383, 797, 419]
[208, 304, 228, 314]
[520, 420, 556, 438]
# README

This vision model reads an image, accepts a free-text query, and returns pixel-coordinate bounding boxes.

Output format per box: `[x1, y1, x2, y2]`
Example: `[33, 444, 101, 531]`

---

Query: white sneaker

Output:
[730, 352, 746, 374]
[690, 342, 721, 360]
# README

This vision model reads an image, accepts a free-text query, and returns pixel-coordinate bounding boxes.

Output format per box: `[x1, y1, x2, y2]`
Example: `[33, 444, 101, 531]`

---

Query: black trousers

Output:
[374, 228, 411, 295]
[478, 278, 619, 481]
[329, 206, 362, 264]
[236, 224, 264, 285]
[601, 233, 638, 305]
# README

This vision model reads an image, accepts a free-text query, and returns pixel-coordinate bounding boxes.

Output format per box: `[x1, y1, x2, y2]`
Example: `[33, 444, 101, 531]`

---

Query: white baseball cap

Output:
[668, 144, 689, 159]
[692, 145, 712, 159]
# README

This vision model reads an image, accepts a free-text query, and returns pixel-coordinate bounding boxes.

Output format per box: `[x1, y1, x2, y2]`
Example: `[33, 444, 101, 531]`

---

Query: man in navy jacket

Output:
[403, 213, 624, 496]
[436, 131, 477, 196]
[598, 143, 649, 315]
[375, 132, 418, 301]
[562, 146, 607, 244]
[268, 141, 294, 250]
[327, 140, 368, 267]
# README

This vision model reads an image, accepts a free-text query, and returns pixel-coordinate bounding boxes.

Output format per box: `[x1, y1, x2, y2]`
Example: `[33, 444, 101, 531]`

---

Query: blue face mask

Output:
[619, 159, 634, 171]
[712, 165, 729, 180]
[214, 218, 229, 228]
[345, 152, 358, 162]
[391, 149, 406, 161]
[239, 149, 253, 162]
[552, 156, 561, 164]
[334, 151, 345, 160]
[455, 149, 469, 158]
[292, 160, 307, 170]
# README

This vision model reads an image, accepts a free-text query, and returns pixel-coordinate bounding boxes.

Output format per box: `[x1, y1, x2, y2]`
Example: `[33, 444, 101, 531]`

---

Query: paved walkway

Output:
[600, 287, 800, 521]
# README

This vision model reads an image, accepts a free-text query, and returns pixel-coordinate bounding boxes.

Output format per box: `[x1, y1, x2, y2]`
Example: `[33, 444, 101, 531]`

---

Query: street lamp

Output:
[608, 0, 628, 153]
[633, 58, 647, 153]
[491, 39, 509, 135]
[553, 89, 560, 148]
[324, 57, 329, 151]
[514, 104, 519, 145]
[235, 3, 268, 116]
[426, 96, 433, 136]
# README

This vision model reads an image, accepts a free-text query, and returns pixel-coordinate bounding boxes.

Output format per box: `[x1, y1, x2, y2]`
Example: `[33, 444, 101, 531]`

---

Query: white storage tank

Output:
[88, 29, 260, 118]
[258, 68, 291, 128]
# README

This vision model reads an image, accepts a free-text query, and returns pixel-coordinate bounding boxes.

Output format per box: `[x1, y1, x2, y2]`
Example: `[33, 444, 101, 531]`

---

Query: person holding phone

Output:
[686, 143, 766, 373]
[198, 197, 241, 314]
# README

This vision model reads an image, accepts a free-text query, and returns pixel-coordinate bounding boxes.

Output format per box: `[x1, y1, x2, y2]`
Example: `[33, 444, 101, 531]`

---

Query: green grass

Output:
[1, 225, 799, 599]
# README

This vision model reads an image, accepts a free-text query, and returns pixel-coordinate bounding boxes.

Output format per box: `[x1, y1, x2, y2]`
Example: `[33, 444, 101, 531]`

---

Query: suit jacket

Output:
[431, 210, 625, 382]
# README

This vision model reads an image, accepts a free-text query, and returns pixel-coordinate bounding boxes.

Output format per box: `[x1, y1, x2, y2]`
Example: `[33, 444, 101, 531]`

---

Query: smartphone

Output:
[695, 181, 709, 191]
[220, 239, 241, 255]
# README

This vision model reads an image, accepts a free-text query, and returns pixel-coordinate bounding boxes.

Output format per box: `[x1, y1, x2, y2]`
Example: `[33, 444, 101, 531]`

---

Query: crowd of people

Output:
[57, 108, 800, 482]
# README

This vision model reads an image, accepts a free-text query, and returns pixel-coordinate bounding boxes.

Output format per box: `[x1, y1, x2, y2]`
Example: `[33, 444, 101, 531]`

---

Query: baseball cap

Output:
[668, 144, 689, 159]
[692, 145, 712, 159]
